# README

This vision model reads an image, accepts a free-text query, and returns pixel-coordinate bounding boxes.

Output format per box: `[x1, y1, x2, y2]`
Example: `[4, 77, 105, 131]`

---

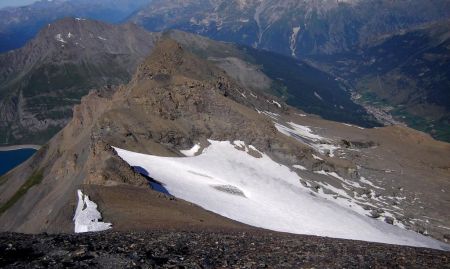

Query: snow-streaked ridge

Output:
[275, 121, 340, 157]
[73, 190, 112, 233]
[114, 141, 449, 250]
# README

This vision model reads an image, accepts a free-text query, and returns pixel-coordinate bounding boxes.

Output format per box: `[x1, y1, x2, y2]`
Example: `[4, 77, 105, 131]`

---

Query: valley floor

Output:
[0, 231, 448, 268]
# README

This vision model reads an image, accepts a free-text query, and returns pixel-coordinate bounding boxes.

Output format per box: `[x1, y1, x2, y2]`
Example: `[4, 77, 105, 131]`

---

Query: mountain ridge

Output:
[0, 18, 379, 146]
[0, 38, 449, 248]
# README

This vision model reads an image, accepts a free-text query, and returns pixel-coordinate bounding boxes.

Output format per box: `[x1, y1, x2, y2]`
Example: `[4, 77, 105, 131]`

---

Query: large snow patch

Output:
[114, 141, 449, 250]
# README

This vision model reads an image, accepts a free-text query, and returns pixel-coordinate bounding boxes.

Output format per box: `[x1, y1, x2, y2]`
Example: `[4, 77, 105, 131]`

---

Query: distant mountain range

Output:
[130, 0, 450, 57]
[4, 0, 449, 58]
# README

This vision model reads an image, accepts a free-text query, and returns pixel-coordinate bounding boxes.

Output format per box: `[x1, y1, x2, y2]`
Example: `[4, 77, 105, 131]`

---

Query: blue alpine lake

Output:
[0, 148, 37, 176]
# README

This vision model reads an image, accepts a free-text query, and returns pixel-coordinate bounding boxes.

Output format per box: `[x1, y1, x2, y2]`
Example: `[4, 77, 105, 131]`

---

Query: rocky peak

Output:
[134, 38, 225, 85]
[0, 17, 159, 145]
[135, 39, 187, 80]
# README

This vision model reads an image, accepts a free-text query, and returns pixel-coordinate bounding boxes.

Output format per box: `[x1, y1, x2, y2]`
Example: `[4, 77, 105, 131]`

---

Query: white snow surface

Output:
[114, 141, 449, 250]
[73, 190, 112, 233]
[343, 123, 365, 130]
[312, 154, 323, 160]
[272, 100, 282, 108]
[180, 144, 201, 156]
[55, 33, 66, 43]
[293, 164, 307, 171]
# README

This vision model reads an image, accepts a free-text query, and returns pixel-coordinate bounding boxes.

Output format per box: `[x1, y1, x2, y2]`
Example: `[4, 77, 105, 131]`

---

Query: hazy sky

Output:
[0, 0, 38, 8]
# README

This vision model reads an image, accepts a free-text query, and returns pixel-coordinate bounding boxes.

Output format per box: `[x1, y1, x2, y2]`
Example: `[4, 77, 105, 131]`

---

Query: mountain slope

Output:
[0, 39, 449, 249]
[0, 0, 151, 52]
[0, 18, 159, 145]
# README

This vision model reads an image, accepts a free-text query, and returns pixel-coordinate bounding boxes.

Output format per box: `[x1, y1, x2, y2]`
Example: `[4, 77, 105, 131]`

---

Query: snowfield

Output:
[74, 190, 112, 233]
[114, 141, 449, 250]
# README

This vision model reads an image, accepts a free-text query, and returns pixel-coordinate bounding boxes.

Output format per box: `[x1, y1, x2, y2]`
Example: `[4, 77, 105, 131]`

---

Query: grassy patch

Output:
[0, 170, 43, 215]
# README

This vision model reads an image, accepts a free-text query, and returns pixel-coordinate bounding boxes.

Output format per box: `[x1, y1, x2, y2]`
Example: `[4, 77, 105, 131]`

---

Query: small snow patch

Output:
[272, 100, 282, 108]
[73, 190, 111, 233]
[360, 177, 384, 190]
[312, 154, 323, 161]
[343, 123, 365, 130]
[314, 92, 323, 101]
[55, 34, 66, 43]
[262, 111, 280, 119]
[276, 122, 324, 142]
[180, 144, 201, 157]
[248, 145, 261, 154]
[293, 164, 307, 171]
[275, 122, 340, 157]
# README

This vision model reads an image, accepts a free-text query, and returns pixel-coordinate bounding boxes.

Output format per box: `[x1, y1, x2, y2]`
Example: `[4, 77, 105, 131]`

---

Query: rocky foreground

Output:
[0, 231, 449, 268]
